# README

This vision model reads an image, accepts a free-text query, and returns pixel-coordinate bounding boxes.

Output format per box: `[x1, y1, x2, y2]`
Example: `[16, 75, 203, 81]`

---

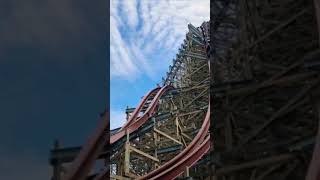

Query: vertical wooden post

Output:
[153, 117, 159, 169]
[176, 116, 180, 142]
[185, 166, 190, 177]
[124, 142, 130, 175]
[124, 131, 130, 175]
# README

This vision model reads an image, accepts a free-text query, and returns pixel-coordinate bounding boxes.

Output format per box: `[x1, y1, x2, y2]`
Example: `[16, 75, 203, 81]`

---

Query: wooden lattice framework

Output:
[110, 23, 210, 179]
[210, 0, 320, 179]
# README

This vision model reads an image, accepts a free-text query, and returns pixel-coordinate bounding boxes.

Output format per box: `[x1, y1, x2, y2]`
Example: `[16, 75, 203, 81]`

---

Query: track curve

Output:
[119, 87, 160, 131]
[62, 86, 172, 180]
[95, 85, 174, 180]
[62, 21, 210, 180]
[139, 103, 210, 180]
[62, 111, 109, 180]
[110, 86, 170, 144]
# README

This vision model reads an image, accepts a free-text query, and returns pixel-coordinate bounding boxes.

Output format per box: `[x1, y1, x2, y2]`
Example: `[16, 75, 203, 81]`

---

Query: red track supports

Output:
[110, 86, 172, 144]
[140, 103, 210, 180]
[62, 84, 168, 180]
[151, 136, 210, 180]
[120, 88, 160, 131]
[94, 85, 173, 180]
[62, 111, 109, 180]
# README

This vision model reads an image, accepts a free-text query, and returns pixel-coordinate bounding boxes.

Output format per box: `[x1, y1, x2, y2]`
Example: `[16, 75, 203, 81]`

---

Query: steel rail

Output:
[93, 85, 173, 180]
[151, 136, 210, 180]
[62, 111, 109, 180]
[110, 85, 172, 144]
[139, 102, 210, 180]
[140, 40, 210, 180]
[63, 86, 171, 180]
[62, 21, 210, 180]
[120, 87, 160, 131]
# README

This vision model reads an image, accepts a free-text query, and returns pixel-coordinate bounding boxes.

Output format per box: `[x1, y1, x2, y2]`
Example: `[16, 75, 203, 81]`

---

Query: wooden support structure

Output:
[210, 0, 320, 179]
[106, 22, 210, 178]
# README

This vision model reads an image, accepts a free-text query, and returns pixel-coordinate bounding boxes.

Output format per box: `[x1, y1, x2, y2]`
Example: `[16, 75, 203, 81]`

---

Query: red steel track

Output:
[119, 87, 160, 131]
[139, 103, 210, 180]
[139, 59, 211, 180]
[110, 87, 163, 144]
[62, 111, 109, 180]
[60, 4, 320, 178]
[63, 21, 211, 180]
[63, 83, 210, 180]
[94, 93, 210, 180]
[63, 85, 186, 180]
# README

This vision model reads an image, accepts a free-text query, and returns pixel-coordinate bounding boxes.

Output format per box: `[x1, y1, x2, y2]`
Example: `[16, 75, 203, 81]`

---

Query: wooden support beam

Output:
[215, 153, 295, 176]
[226, 72, 317, 97]
[178, 110, 203, 117]
[181, 132, 193, 141]
[124, 142, 130, 175]
[129, 145, 159, 162]
[238, 78, 320, 147]
[242, 8, 308, 51]
[255, 163, 283, 180]
[154, 128, 183, 145]
[185, 87, 209, 108]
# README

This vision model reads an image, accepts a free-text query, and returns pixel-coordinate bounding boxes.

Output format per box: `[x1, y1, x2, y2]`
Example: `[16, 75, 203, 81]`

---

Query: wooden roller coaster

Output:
[50, 22, 211, 180]
[210, 0, 320, 180]
[49, 0, 320, 179]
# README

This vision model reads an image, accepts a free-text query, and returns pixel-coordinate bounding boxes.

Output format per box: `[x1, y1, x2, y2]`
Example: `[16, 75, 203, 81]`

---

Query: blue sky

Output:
[110, 0, 209, 129]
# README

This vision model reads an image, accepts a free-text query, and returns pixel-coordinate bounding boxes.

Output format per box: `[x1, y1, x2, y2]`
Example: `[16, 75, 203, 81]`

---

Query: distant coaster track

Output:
[57, 22, 211, 180]
[50, 1, 320, 179]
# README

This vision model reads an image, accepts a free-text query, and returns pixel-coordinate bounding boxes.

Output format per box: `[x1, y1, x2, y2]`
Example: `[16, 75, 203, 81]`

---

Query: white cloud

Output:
[110, 0, 209, 81]
[129, 43, 156, 80]
[121, 0, 138, 29]
[110, 16, 139, 80]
